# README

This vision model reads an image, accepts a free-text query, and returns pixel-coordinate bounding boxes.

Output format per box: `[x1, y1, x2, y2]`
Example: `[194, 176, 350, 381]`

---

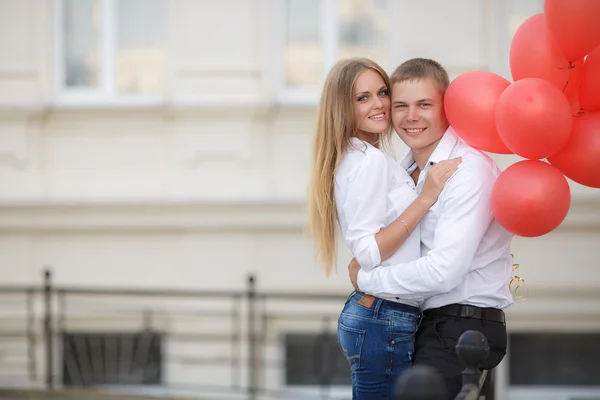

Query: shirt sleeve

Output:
[357, 156, 496, 296]
[342, 150, 390, 271]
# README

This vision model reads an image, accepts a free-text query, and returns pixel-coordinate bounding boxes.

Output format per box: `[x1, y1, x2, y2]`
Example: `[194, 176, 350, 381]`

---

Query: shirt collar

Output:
[399, 126, 459, 173]
[350, 136, 376, 151]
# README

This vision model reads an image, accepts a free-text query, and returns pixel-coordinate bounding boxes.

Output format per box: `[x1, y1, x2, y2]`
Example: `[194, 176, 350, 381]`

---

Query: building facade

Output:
[0, 0, 599, 399]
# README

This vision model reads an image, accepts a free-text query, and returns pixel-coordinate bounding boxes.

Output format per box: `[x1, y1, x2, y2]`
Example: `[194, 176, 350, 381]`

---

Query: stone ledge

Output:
[0, 197, 597, 232]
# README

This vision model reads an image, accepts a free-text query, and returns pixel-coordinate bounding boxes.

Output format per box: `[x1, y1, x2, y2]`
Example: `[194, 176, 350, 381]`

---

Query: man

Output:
[348, 58, 513, 399]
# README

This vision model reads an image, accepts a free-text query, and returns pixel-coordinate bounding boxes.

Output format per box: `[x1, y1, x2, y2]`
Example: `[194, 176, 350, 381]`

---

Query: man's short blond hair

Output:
[390, 58, 450, 95]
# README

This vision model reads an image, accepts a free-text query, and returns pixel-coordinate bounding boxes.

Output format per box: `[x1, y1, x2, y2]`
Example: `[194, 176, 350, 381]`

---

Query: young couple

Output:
[308, 57, 514, 400]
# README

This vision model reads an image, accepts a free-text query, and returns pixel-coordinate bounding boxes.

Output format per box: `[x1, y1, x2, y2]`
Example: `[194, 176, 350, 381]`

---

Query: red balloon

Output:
[492, 160, 571, 237]
[510, 13, 583, 99]
[544, 0, 600, 62]
[495, 78, 572, 159]
[579, 45, 600, 112]
[548, 111, 600, 188]
[444, 71, 511, 154]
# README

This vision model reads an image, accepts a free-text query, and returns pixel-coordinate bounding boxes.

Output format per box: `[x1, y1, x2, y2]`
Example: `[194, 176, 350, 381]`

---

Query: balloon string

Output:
[559, 61, 575, 93]
[557, 62, 585, 117]
[509, 253, 528, 300]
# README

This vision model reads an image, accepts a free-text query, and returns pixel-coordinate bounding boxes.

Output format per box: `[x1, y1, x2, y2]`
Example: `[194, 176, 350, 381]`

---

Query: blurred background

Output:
[0, 0, 598, 399]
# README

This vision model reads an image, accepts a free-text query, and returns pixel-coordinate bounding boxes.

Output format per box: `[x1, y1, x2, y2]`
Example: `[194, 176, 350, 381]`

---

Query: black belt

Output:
[424, 304, 505, 324]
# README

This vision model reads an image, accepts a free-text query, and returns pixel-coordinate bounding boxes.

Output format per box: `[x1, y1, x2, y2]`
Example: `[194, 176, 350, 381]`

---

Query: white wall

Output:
[0, 0, 599, 397]
[0, 0, 595, 292]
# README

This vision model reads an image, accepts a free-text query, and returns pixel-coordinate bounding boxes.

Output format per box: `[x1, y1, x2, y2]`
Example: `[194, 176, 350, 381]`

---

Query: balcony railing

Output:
[0, 270, 491, 400]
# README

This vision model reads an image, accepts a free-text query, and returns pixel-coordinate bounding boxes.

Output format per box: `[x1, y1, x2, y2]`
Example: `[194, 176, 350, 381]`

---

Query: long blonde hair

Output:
[308, 58, 393, 275]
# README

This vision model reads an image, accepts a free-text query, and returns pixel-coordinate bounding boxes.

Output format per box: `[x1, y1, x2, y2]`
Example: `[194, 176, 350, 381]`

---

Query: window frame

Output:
[276, 330, 352, 398]
[273, 0, 396, 106]
[52, 0, 164, 108]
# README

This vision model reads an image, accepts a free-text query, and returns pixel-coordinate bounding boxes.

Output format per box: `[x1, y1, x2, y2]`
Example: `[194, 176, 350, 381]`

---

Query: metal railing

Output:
[0, 270, 351, 399]
[394, 330, 491, 399]
[0, 270, 492, 400]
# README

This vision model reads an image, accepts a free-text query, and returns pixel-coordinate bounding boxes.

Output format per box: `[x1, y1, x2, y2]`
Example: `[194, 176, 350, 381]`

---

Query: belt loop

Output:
[481, 309, 487, 326]
[372, 297, 383, 318]
[453, 305, 461, 322]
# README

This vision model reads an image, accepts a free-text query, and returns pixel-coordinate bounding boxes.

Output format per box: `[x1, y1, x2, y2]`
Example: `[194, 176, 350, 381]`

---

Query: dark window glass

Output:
[285, 333, 351, 386]
[509, 333, 600, 386]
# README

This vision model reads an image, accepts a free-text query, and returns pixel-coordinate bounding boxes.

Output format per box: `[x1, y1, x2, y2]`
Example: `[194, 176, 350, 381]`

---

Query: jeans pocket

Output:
[389, 314, 418, 365]
[338, 319, 365, 372]
[389, 315, 418, 343]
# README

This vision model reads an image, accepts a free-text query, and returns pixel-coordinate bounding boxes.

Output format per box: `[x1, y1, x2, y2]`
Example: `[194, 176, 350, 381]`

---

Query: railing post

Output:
[393, 364, 446, 399]
[247, 275, 257, 400]
[394, 330, 491, 400]
[454, 330, 490, 400]
[455, 330, 489, 388]
[26, 289, 36, 380]
[43, 269, 54, 390]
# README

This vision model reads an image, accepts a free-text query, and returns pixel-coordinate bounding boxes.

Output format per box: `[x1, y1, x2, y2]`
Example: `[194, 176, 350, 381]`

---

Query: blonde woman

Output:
[308, 58, 460, 399]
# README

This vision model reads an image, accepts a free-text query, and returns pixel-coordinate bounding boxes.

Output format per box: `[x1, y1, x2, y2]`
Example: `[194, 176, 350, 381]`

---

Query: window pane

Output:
[116, 0, 166, 95]
[509, 333, 600, 386]
[63, 0, 100, 88]
[284, 0, 322, 88]
[338, 0, 389, 71]
[492, 0, 543, 79]
[285, 333, 351, 385]
[62, 331, 162, 385]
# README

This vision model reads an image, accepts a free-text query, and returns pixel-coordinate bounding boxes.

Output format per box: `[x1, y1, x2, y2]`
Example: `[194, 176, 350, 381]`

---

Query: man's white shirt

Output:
[357, 127, 514, 310]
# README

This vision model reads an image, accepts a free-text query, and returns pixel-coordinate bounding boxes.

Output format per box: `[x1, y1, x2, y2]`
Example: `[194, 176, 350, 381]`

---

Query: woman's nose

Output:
[372, 96, 384, 109]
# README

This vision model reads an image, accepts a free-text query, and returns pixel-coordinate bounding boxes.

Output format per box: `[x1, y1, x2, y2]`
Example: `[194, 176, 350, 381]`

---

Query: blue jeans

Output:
[337, 292, 421, 400]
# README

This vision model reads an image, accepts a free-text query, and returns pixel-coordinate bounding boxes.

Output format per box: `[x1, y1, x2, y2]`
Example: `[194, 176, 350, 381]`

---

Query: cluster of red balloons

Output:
[444, 0, 600, 238]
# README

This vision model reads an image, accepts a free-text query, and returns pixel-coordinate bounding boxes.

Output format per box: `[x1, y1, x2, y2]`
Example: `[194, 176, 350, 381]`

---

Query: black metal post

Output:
[394, 330, 491, 400]
[26, 289, 36, 380]
[394, 364, 446, 399]
[43, 269, 54, 389]
[454, 330, 490, 400]
[247, 275, 257, 400]
[455, 330, 489, 388]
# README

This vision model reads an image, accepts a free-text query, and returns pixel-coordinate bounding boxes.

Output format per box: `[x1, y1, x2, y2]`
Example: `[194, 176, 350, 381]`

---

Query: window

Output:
[279, 0, 391, 103]
[284, 333, 351, 386]
[55, 0, 166, 105]
[509, 333, 600, 386]
[507, 333, 600, 400]
[489, 0, 544, 81]
[62, 331, 163, 385]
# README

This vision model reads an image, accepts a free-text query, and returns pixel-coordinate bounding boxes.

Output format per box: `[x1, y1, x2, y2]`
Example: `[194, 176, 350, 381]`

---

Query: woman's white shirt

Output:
[335, 138, 424, 306]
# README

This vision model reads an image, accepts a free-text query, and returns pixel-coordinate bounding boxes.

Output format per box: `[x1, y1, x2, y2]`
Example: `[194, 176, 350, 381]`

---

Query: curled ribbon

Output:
[509, 253, 528, 300]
